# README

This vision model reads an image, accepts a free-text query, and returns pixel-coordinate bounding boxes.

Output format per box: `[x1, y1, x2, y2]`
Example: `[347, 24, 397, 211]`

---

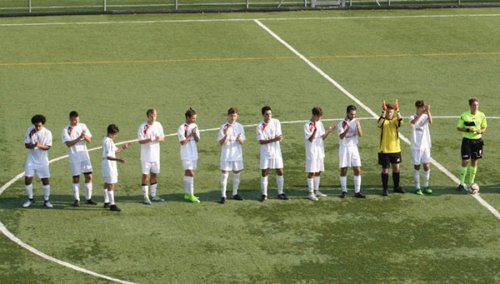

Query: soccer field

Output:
[0, 8, 499, 283]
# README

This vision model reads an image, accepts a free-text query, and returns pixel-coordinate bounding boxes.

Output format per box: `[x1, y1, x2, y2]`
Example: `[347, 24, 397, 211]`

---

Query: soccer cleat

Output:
[308, 193, 318, 201]
[220, 197, 226, 204]
[72, 200, 80, 207]
[103, 202, 110, 209]
[415, 189, 423, 196]
[382, 189, 389, 196]
[184, 194, 200, 203]
[423, 187, 433, 194]
[109, 205, 121, 212]
[22, 199, 34, 208]
[354, 192, 366, 198]
[340, 191, 347, 198]
[86, 199, 97, 205]
[150, 196, 165, 202]
[44, 200, 53, 208]
[394, 187, 405, 194]
[314, 190, 327, 197]
[277, 193, 289, 200]
[260, 195, 267, 202]
[232, 194, 244, 201]
[143, 197, 152, 205]
[457, 184, 467, 192]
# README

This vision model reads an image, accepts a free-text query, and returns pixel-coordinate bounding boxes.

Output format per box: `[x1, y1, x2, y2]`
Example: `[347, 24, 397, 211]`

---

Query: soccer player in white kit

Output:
[218, 107, 246, 204]
[23, 114, 54, 208]
[409, 100, 433, 195]
[138, 109, 165, 205]
[177, 108, 201, 203]
[337, 105, 366, 198]
[304, 107, 335, 201]
[102, 124, 131, 212]
[62, 111, 97, 207]
[256, 106, 288, 202]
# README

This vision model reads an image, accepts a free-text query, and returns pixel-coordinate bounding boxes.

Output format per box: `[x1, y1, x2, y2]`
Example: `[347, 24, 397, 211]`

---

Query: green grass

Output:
[1, 8, 500, 283]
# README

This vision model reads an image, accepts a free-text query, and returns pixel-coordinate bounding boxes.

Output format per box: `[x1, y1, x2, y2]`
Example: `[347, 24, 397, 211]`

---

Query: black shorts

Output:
[461, 138, 484, 160]
[378, 152, 402, 168]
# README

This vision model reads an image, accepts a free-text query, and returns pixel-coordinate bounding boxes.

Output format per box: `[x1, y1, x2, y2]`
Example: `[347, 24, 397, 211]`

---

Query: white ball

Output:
[470, 183, 480, 194]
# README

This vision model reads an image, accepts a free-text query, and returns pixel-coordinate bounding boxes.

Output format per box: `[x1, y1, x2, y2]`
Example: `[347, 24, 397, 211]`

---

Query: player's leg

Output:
[379, 153, 390, 196]
[141, 161, 152, 204]
[468, 140, 482, 185]
[392, 161, 404, 193]
[23, 175, 34, 208]
[83, 171, 96, 204]
[149, 168, 164, 202]
[353, 166, 365, 198]
[183, 162, 200, 203]
[71, 175, 81, 206]
[458, 139, 471, 191]
[260, 168, 270, 202]
[107, 183, 121, 212]
[340, 167, 348, 198]
[220, 160, 230, 204]
[412, 149, 422, 195]
[103, 182, 110, 208]
[276, 168, 287, 200]
[306, 159, 317, 200]
[314, 158, 326, 197]
[339, 146, 349, 198]
[232, 162, 243, 200]
[41, 177, 53, 208]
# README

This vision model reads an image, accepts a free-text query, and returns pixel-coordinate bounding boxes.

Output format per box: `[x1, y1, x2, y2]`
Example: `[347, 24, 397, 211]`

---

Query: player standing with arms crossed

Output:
[337, 105, 365, 198]
[456, 98, 487, 192]
[22, 114, 53, 208]
[409, 101, 433, 195]
[218, 107, 246, 204]
[138, 109, 165, 205]
[304, 107, 335, 201]
[256, 106, 288, 202]
[177, 108, 201, 203]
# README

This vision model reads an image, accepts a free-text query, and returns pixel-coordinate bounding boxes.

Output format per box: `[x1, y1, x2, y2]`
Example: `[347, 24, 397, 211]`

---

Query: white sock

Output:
[232, 173, 241, 196]
[84, 182, 92, 200]
[42, 185, 50, 201]
[277, 175, 284, 194]
[189, 177, 194, 195]
[183, 176, 191, 194]
[423, 169, 430, 187]
[340, 176, 347, 192]
[108, 190, 115, 205]
[413, 169, 421, 189]
[25, 184, 33, 199]
[220, 173, 229, 198]
[72, 183, 80, 201]
[104, 189, 110, 203]
[142, 185, 149, 198]
[261, 176, 268, 196]
[354, 175, 361, 193]
[150, 183, 158, 197]
[307, 178, 314, 193]
[314, 176, 321, 192]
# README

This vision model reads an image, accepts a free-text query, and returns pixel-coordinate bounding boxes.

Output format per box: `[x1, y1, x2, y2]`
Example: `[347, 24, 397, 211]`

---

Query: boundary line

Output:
[253, 18, 500, 219]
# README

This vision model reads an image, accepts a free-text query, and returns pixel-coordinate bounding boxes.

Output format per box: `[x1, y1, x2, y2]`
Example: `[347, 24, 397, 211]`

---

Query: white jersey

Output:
[409, 113, 431, 150]
[24, 127, 52, 165]
[62, 123, 92, 163]
[256, 118, 283, 160]
[137, 121, 164, 163]
[102, 137, 118, 177]
[337, 119, 359, 147]
[218, 122, 245, 162]
[177, 122, 200, 161]
[304, 120, 325, 160]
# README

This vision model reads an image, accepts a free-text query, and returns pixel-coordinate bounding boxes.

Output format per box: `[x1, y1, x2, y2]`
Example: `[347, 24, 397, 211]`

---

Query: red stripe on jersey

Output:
[184, 124, 189, 138]
[309, 122, 315, 132]
[143, 124, 150, 135]
[29, 129, 37, 138]
[68, 126, 73, 136]
[261, 123, 267, 131]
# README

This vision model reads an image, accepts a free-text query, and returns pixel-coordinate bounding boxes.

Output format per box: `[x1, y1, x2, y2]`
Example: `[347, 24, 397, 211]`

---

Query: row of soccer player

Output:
[21, 98, 487, 211]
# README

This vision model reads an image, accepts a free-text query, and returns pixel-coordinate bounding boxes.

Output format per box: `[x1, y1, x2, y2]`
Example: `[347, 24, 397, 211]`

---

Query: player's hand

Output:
[224, 124, 231, 135]
[275, 135, 283, 142]
[426, 104, 431, 112]
[382, 100, 387, 111]
[119, 158, 126, 164]
[355, 119, 361, 127]
[327, 125, 336, 133]
[394, 99, 399, 111]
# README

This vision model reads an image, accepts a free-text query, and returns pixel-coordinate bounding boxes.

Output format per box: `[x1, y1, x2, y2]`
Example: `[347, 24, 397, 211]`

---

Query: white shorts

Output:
[411, 148, 431, 165]
[306, 158, 324, 173]
[141, 161, 160, 175]
[70, 159, 93, 176]
[103, 175, 118, 184]
[220, 160, 244, 172]
[260, 157, 284, 170]
[182, 160, 198, 170]
[339, 146, 361, 168]
[25, 162, 50, 179]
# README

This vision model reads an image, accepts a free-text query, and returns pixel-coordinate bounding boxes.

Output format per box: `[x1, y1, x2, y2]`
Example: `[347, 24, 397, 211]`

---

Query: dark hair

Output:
[227, 107, 238, 115]
[261, 106, 272, 115]
[469, 98, 479, 106]
[69, 111, 79, 118]
[107, 124, 119, 134]
[185, 107, 196, 119]
[415, 100, 425, 108]
[312, 107, 323, 117]
[346, 105, 357, 113]
[385, 103, 394, 110]
[31, 114, 46, 125]
[146, 109, 156, 117]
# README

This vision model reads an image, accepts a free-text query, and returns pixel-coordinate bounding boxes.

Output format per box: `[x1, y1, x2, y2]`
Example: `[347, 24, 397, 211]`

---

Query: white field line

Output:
[1, 13, 500, 27]
[254, 18, 500, 219]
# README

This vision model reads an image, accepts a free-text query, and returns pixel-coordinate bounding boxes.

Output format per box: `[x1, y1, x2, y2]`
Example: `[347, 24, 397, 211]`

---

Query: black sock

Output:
[381, 173, 389, 190]
[393, 172, 400, 188]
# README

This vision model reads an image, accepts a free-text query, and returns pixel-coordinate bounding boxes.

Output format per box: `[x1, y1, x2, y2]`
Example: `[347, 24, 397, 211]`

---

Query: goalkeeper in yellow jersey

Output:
[377, 100, 404, 196]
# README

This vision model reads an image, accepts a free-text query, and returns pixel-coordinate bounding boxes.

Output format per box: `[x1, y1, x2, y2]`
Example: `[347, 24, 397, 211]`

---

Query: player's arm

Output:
[426, 105, 432, 125]
[192, 127, 200, 143]
[338, 122, 348, 140]
[65, 132, 88, 147]
[237, 134, 244, 145]
[115, 143, 131, 153]
[34, 142, 51, 151]
[322, 125, 336, 140]
[218, 126, 230, 145]
[307, 128, 317, 143]
[356, 119, 363, 137]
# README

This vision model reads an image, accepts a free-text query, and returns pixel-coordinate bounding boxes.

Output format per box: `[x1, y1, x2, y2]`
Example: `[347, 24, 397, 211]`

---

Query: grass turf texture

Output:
[1, 8, 500, 283]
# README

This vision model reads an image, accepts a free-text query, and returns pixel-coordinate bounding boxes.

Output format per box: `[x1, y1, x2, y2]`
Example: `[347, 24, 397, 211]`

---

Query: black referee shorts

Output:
[378, 152, 402, 168]
[461, 138, 484, 160]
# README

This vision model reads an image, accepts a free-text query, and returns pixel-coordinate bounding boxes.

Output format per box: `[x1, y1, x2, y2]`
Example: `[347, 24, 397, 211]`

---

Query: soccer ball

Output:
[469, 183, 480, 194]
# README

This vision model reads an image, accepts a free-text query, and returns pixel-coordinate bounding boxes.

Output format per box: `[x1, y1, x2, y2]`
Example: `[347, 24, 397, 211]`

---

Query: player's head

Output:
[261, 106, 272, 122]
[312, 107, 323, 121]
[469, 98, 479, 113]
[185, 107, 197, 124]
[227, 107, 238, 123]
[31, 114, 46, 131]
[385, 104, 394, 119]
[415, 100, 425, 113]
[107, 124, 120, 137]
[346, 105, 357, 120]
[69, 111, 79, 125]
[146, 109, 157, 123]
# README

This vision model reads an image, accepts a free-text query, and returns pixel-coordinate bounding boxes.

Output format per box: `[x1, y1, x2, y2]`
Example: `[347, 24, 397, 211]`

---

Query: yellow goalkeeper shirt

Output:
[457, 110, 487, 140]
[377, 117, 402, 153]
